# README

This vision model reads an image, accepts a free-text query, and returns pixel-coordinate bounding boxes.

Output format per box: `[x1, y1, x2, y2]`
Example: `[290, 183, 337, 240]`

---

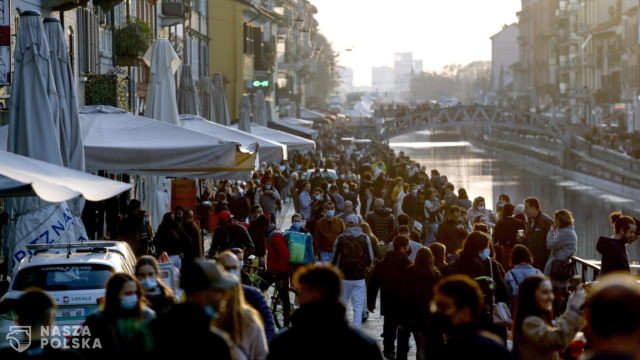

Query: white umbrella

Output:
[0, 150, 131, 202]
[5, 11, 78, 274]
[44, 17, 87, 243]
[238, 94, 252, 132]
[177, 63, 199, 115]
[232, 123, 316, 152]
[144, 38, 180, 125]
[143, 39, 181, 228]
[252, 90, 268, 126]
[198, 75, 217, 123]
[213, 73, 231, 126]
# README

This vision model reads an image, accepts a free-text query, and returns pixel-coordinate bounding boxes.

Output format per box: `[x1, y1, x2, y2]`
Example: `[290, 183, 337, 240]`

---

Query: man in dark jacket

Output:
[366, 198, 397, 244]
[432, 275, 510, 360]
[401, 184, 423, 227]
[523, 197, 554, 271]
[492, 203, 525, 269]
[268, 265, 383, 360]
[368, 235, 413, 360]
[151, 259, 233, 359]
[208, 210, 255, 258]
[229, 185, 251, 222]
[436, 206, 468, 258]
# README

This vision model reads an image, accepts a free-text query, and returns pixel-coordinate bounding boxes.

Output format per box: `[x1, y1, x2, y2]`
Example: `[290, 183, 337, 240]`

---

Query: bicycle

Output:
[242, 264, 299, 329]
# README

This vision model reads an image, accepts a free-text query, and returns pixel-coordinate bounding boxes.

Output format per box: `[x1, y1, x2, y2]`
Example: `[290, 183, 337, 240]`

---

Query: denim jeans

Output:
[341, 279, 366, 327]
[319, 251, 334, 264]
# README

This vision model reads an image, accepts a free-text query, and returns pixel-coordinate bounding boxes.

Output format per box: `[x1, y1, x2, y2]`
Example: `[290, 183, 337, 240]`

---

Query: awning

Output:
[269, 117, 318, 139]
[180, 114, 287, 163]
[1, 106, 257, 178]
[0, 150, 131, 202]
[231, 123, 315, 152]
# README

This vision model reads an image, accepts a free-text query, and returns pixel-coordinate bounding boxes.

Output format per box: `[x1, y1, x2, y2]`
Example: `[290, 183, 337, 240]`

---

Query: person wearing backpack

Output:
[262, 216, 293, 327]
[286, 213, 314, 266]
[504, 244, 542, 304]
[332, 214, 374, 327]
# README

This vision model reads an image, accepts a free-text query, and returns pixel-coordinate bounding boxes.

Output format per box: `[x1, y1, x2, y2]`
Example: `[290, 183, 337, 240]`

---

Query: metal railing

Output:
[570, 256, 640, 283]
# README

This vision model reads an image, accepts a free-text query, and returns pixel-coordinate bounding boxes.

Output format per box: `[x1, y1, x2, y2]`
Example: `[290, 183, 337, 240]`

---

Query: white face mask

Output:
[139, 277, 157, 290]
[478, 206, 485, 211]
[120, 294, 138, 310]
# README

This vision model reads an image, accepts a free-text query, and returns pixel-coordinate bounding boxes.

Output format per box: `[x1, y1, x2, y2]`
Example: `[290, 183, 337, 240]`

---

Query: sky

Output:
[312, 0, 521, 86]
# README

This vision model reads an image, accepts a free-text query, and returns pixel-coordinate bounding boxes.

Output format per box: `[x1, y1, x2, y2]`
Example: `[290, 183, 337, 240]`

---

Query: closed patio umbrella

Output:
[44, 17, 87, 242]
[213, 73, 231, 126]
[142, 39, 181, 229]
[198, 75, 217, 123]
[5, 11, 79, 274]
[238, 94, 252, 133]
[252, 90, 268, 126]
[177, 63, 199, 115]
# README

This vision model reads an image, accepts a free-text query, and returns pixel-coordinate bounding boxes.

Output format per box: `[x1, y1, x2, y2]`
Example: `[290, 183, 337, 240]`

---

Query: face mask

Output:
[264, 185, 272, 190]
[143, 217, 149, 224]
[343, 188, 349, 193]
[120, 295, 138, 310]
[411, 190, 418, 195]
[315, 195, 323, 200]
[229, 269, 240, 279]
[291, 221, 302, 230]
[139, 277, 157, 290]
[326, 210, 335, 217]
[203, 305, 218, 319]
[479, 248, 491, 260]
[478, 206, 485, 211]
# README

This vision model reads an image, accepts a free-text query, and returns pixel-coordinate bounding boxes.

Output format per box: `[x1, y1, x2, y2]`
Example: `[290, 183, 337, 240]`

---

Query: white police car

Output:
[0, 241, 137, 347]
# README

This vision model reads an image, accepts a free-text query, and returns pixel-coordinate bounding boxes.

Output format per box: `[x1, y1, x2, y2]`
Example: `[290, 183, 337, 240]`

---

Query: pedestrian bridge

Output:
[381, 106, 569, 143]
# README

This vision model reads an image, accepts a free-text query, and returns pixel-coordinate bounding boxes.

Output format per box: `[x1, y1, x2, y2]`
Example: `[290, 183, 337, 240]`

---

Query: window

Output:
[12, 264, 115, 291]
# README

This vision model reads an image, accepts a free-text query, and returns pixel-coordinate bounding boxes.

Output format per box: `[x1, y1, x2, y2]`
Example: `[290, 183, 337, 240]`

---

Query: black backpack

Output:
[337, 235, 370, 274]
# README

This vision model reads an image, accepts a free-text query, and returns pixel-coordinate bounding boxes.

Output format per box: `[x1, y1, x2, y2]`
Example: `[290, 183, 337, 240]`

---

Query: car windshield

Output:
[12, 264, 114, 291]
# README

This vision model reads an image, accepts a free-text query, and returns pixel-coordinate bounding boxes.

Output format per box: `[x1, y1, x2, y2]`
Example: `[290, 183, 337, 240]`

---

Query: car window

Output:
[12, 264, 114, 291]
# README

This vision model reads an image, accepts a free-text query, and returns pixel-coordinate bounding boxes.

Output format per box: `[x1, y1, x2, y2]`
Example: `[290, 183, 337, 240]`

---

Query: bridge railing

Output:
[570, 256, 640, 283]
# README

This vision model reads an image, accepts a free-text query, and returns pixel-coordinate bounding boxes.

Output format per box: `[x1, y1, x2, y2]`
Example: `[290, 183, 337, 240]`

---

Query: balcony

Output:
[160, 0, 185, 27]
[43, 0, 89, 11]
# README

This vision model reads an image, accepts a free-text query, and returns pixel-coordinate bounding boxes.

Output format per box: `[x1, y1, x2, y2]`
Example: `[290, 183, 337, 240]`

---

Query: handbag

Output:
[550, 260, 572, 281]
[489, 259, 512, 326]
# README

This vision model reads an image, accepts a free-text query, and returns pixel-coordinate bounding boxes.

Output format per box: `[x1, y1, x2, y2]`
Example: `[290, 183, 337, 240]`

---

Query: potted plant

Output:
[114, 17, 151, 66]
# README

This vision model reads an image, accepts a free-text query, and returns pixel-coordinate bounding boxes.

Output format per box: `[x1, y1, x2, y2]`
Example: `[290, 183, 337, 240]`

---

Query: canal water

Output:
[390, 130, 639, 263]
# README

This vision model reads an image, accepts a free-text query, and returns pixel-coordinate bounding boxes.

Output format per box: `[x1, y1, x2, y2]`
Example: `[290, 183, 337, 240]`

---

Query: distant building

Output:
[491, 24, 519, 92]
[413, 60, 423, 74]
[372, 66, 395, 93]
[394, 52, 414, 95]
[339, 67, 355, 92]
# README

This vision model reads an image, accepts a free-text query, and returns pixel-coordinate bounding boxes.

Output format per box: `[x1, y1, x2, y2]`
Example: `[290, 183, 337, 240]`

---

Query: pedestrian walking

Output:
[429, 242, 449, 274]
[183, 210, 203, 259]
[387, 225, 423, 262]
[431, 275, 510, 360]
[153, 212, 190, 270]
[493, 203, 525, 270]
[135, 256, 176, 314]
[313, 202, 345, 263]
[208, 210, 255, 258]
[366, 198, 397, 244]
[268, 265, 383, 360]
[503, 244, 542, 303]
[401, 247, 442, 360]
[368, 235, 413, 360]
[332, 214, 374, 327]
[436, 206, 468, 260]
[255, 178, 281, 226]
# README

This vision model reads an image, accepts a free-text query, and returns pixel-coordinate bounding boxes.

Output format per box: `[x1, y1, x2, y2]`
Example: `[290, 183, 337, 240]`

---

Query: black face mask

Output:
[431, 312, 453, 333]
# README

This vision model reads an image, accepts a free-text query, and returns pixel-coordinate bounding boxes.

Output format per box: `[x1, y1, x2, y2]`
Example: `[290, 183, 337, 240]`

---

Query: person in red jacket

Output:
[262, 215, 292, 327]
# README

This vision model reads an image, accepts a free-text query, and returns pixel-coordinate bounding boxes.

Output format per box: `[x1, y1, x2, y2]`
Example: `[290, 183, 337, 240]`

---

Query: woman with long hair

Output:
[82, 273, 155, 359]
[544, 209, 578, 314]
[513, 275, 585, 360]
[135, 255, 176, 314]
[597, 211, 638, 275]
[401, 247, 442, 360]
[429, 242, 448, 274]
[361, 221, 384, 260]
[215, 281, 268, 360]
[447, 231, 508, 339]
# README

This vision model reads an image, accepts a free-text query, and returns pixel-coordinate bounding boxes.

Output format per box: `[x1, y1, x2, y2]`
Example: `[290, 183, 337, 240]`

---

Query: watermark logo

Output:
[5, 325, 101, 352]
[7, 326, 31, 353]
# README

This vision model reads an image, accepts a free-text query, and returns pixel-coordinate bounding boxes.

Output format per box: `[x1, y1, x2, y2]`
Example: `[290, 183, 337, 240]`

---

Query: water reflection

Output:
[390, 131, 639, 262]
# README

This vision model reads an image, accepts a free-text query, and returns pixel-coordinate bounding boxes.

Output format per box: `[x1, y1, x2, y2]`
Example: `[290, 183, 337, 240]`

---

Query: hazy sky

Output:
[313, 0, 521, 86]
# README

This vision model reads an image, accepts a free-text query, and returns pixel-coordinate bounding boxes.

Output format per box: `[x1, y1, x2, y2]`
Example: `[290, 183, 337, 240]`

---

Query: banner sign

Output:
[171, 179, 197, 212]
[10, 203, 87, 272]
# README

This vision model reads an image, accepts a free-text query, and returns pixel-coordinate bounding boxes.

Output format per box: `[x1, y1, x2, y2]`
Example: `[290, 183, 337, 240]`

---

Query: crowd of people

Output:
[4, 121, 640, 360]
[583, 125, 640, 159]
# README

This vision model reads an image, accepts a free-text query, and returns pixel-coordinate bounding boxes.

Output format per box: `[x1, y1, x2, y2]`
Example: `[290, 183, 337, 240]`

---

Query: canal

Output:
[390, 130, 639, 263]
